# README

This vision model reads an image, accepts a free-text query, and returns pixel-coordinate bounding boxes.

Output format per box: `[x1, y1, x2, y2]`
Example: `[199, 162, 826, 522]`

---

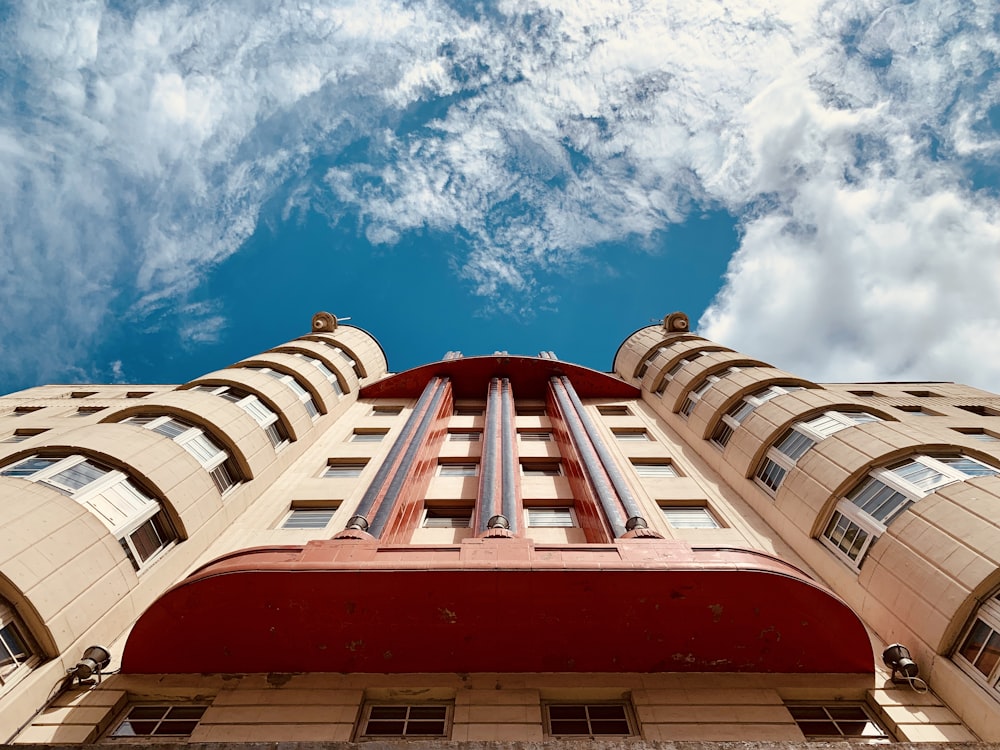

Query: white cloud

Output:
[0, 0, 998, 389]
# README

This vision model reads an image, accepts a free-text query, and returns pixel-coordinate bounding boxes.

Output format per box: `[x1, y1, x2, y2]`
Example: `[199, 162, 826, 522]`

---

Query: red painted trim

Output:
[360, 356, 640, 401]
[122, 540, 874, 676]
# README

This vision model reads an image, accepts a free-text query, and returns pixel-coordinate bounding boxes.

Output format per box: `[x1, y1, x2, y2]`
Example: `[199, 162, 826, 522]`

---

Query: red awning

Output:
[122, 539, 873, 675]
[359, 356, 639, 400]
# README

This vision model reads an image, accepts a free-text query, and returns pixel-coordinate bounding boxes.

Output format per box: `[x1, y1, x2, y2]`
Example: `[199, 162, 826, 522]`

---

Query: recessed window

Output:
[954, 428, 1000, 442]
[957, 405, 999, 417]
[11, 407, 41, 417]
[190, 385, 288, 448]
[545, 704, 633, 738]
[125, 391, 153, 399]
[0, 597, 36, 686]
[438, 462, 478, 477]
[597, 405, 631, 416]
[711, 384, 808, 447]
[324, 461, 368, 478]
[359, 704, 450, 738]
[351, 430, 388, 443]
[903, 390, 938, 398]
[786, 704, 890, 742]
[896, 405, 939, 417]
[372, 405, 403, 416]
[822, 454, 998, 567]
[632, 461, 678, 478]
[849, 390, 880, 397]
[282, 508, 338, 529]
[453, 404, 485, 416]
[955, 592, 1000, 694]
[111, 705, 209, 737]
[243, 366, 320, 419]
[291, 352, 348, 395]
[70, 391, 97, 399]
[516, 405, 546, 416]
[518, 430, 552, 442]
[521, 460, 562, 477]
[1, 429, 47, 444]
[447, 430, 481, 442]
[124, 415, 240, 494]
[612, 428, 650, 441]
[422, 506, 473, 528]
[73, 406, 105, 417]
[526, 507, 575, 527]
[660, 505, 721, 529]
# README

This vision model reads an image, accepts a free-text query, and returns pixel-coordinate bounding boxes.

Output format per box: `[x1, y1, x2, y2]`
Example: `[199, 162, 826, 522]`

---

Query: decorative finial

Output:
[662, 312, 689, 333]
[312, 311, 338, 332]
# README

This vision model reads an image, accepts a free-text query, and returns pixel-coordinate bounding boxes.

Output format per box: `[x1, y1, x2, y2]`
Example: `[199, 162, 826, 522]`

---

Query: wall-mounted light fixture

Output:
[67, 645, 111, 685]
[882, 643, 927, 693]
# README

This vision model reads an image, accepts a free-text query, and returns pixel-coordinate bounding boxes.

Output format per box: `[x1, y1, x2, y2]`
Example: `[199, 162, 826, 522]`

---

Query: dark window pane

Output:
[406, 722, 446, 735]
[960, 620, 994, 672]
[838, 721, 874, 737]
[799, 720, 839, 736]
[125, 721, 159, 735]
[549, 706, 587, 720]
[155, 720, 199, 735]
[128, 707, 168, 720]
[369, 706, 408, 720]
[165, 706, 207, 720]
[826, 706, 869, 720]
[975, 631, 1000, 676]
[550, 720, 591, 735]
[408, 706, 447, 719]
[590, 720, 630, 735]
[365, 721, 406, 735]
[788, 707, 827, 720]
[588, 705, 627, 720]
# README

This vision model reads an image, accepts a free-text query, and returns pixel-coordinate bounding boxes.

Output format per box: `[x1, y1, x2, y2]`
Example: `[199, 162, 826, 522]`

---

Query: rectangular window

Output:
[0, 602, 33, 684]
[957, 405, 998, 417]
[351, 430, 388, 443]
[453, 405, 485, 416]
[47, 460, 109, 492]
[1, 429, 47, 444]
[360, 704, 450, 738]
[282, 508, 338, 529]
[438, 462, 478, 477]
[521, 460, 562, 476]
[955, 428, 1000, 441]
[324, 461, 368, 478]
[70, 391, 97, 399]
[612, 428, 650, 441]
[73, 407, 104, 417]
[596, 405, 631, 416]
[786, 704, 890, 742]
[632, 461, 678, 478]
[111, 705, 209, 737]
[126, 391, 153, 399]
[372, 405, 403, 416]
[422, 506, 473, 528]
[515, 405, 546, 416]
[526, 507, 575, 527]
[897, 405, 938, 417]
[1, 457, 61, 477]
[12, 407, 41, 416]
[756, 457, 788, 493]
[447, 430, 481, 442]
[660, 506, 720, 529]
[518, 430, 552, 442]
[546, 704, 633, 738]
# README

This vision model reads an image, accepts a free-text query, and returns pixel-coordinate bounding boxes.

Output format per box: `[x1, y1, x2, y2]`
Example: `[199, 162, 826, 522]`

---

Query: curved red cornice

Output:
[122, 539, 874, 675]
[359, 356, 640, 400]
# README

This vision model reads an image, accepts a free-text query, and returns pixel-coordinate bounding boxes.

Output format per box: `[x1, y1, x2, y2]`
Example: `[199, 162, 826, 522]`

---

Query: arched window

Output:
[188, 385, 289, 448]
[122, 416, 240, 494]
[0, 455, 176, 572]
[822, 455, 997, 568]
[243, 367, 319, 418]
[956, 593, 1000, 697]
[710, 383, 806, 447]
[754, 411, 881, 493]
[0, 596, 37, 687]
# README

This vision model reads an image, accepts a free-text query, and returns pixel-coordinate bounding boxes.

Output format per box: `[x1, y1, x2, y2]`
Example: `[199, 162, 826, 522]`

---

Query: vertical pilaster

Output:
[499, 378, 520, 533]
[475, 378, 503, 533]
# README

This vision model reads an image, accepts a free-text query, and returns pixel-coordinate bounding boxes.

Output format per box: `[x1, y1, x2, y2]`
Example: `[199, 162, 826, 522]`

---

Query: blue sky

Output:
[1, 0, 999, 393]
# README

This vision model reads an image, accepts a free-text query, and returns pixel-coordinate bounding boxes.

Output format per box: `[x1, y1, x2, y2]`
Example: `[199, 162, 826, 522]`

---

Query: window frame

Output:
[525, 506, 576, 528]
[611, 428, 651, 442]
[357, 702, 452, 740]
[421, 505, 474, 529]
[244, 366, 320, 419]
[543, 702, 636, 738]
[324, 460, 369, 478]
[520, 460, 562, 477]
[109, 704, 210, 739]
[786, 703, 891, 742]
[124, 415, 239, 494]
[190, 385, 288, 449]
[437, 462, 479, 477]
[0, 597, 38, 688]
[281, 507, 339, 530]
[659, 504, 722, 529]
[955, 593, 1000, 696]
[711, 383, 806, 448]
[632, 461, 679, 478]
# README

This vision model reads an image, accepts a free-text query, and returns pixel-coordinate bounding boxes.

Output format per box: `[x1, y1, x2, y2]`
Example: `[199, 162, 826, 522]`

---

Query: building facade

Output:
[1, 311, 1000, 745]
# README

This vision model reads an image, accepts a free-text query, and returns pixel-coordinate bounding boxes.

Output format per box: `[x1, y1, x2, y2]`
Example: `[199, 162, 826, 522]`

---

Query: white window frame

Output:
[518, 430, 552, 442]
[755, 411, 880, 494]
[612, 428, 651, 442]
[422, 505, 473, 528]
[822, 454, 997, 569]
[711, 383, 805, 447]
[191, 385, 288, 449]
[324, 462, 368, 478]
[358, 703, 452, 739]
[955, 594, 1000, 697]
[350, 430, 388, 443]
[544, 702, 635, 738]
[124, 416, 238, 494]
[521, 460, 562, 477]
[447, 430, 481, 442]
[438, 462, 479, 477]
[0, 455, 174, 572]
[245, 366, 320, 419]
[281, 507, 338, 530]
[292, 352, 348, 396]
[0, 597, 38, 687]
[322, 344, 362, 380]
[660, 505, 721, 529]
[632, 461, 679, 478]
[525, 507, 576, 528]
[655, 357, 689, 395]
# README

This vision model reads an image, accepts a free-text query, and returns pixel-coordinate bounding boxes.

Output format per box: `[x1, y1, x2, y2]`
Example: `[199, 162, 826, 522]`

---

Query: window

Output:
[359, 704, 450, 738]
[438, 462, 478, 477]
[1, 429, 47, 443]
[372, 405, 403, 416]
[191, 385, 288, 448]
[453, 404, 485, 416]
[526, 507, 575, 527]
[849, 390, 880, 397]
[956, 593, 1000, 694]
[448, 430, 481, 442]
[787, 704, 890, 742]
[711, 384, 807, 447]
[292, 352, 348, 395]
[0, 455, 175, 572]
[124, 416, 239, 494]
[755, 411, 880, 493]
[597, 405, 631, 416]
[660, 505, 720, 529]
[632, 461, 678, 478]
[822, 454, 998, 568]
[324, 461, 368, 478]
[422, 506, 473, 528]
[11, 407, 40, 416]
[516, 405, 546, 416]
[636, 347, 667, 378]
[351, 430, 387, 443]
[612, 428, 650, 441]
[70, 391, 97, 399]
[125, 391, 153, 399]
[903, 390, 938, 398]
[282, 508, 338, 529]
[954, 428, 1000, 442]
[73, 406, 104, 417]
[111, 705, 209, 737]
[957, 405, 999, 417]
[518, 430, 552, 442]
[655, 358, 689, 395]
[680, 375, 718, 417]
[521, 460, 561, 476]
[321, 343, 363, 380]
[0, 597, 36, 686]
[244, 366, 320, 419]
[896, 405, 938, 417]
[545, 704, 633, 737]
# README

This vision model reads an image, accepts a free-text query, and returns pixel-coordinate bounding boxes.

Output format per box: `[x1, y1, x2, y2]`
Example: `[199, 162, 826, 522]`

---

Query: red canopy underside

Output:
[359, 356, 640, 400]
[122, 541, 873, 675]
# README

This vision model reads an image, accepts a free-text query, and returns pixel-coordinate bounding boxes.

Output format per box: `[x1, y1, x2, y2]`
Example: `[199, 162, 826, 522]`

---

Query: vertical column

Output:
[344, 376, 450, 536]
[499, 378, 520, 534]
[558, 375, 648, 531]
[474, 378, 503, 533]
